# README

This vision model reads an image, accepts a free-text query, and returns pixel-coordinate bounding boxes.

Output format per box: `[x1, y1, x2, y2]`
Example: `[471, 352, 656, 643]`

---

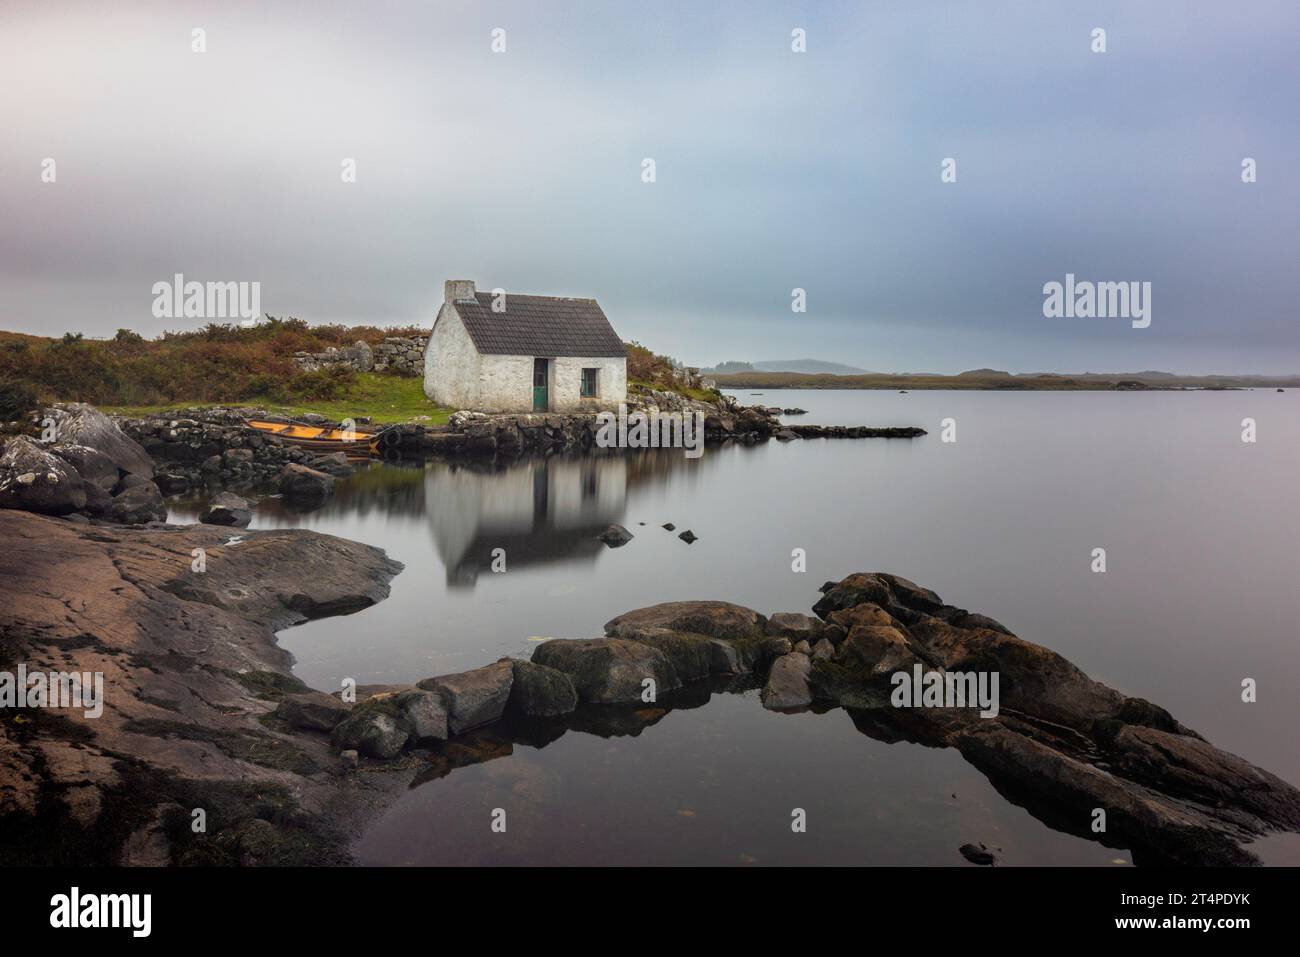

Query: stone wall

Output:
[374, 336, 428, 375]
[292, 336, 429, 377]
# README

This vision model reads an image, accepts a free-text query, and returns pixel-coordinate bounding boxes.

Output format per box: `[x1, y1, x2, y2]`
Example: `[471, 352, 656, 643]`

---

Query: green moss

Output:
[123, 718, 322, 776]
[229, 668, 309, 702]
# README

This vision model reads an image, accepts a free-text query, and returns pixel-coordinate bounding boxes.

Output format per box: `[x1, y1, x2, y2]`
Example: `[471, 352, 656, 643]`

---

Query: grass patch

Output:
[104, 373, 453, 425]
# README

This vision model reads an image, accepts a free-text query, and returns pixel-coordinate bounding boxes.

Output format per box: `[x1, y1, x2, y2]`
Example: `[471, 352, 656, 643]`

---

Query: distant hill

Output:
[708, 369, 1300, 391]
[752, 359, 870, 375]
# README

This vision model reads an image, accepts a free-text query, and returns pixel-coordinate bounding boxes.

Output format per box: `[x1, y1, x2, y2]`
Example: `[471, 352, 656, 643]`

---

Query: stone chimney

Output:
[444, 279, 476, 303]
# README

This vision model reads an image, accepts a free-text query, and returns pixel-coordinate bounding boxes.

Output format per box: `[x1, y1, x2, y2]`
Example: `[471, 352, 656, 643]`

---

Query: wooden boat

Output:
[245, 419, 397, 456]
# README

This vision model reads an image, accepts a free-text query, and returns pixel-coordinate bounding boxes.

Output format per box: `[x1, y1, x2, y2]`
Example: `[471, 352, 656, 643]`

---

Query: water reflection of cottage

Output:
[427, 456, 629, 586]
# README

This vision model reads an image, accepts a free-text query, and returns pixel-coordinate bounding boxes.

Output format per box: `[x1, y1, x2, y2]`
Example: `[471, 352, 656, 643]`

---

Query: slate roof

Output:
[452, 291, 627, 358]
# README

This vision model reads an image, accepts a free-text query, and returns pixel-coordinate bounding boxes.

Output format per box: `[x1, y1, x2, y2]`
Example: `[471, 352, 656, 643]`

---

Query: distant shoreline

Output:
[712, 371, 1298, 391]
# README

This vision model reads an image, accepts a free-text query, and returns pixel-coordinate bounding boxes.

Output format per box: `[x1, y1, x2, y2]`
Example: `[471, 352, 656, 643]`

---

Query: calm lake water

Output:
[172, 389, 1300, 865]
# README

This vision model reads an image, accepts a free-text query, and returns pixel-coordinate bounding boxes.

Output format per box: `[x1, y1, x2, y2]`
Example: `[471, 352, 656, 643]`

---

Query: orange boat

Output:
[245, 419, 399, 456]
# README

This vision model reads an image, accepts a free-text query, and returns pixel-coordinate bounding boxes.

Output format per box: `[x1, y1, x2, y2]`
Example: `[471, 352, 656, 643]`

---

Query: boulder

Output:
[330, 688, 448, 757]
[507, 659, 578, 717]
[811, 638, 835, 659]
[329, 709, 409, 759]
[416, 660, 514, 734]
[793, 639, 812, 655]
[51, 444, 119, 492]
[677, 529, 698, 544]
[0, 436, 87, 514]
[766, 611, 820, 640]
[959, 844, 998, 866]
[761, 652, 813, 710]
[200, 491, 252, 527]
[597, 523, 634, 547]
[605, 601, 767, 641]
[308, 452, 356, 477]
[109, 481, 167, 524]
[274, 691, 349, 732]
[43, 403, 153, 478]
[154, 471, 190, 495]
[838, 624, 919, 677]
[113, 472, 150, 494]
[531, 638, 681, 704]
[279, 463, 335, 504]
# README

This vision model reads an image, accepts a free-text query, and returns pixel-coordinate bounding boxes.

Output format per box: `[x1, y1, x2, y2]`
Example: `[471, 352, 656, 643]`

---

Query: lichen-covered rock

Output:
[0, 435, 87, 514]
[51, 444, 119, 492]
[416, 660, 513, 733]
[531, 637, 681, 704]
[42, 403, 154, 478]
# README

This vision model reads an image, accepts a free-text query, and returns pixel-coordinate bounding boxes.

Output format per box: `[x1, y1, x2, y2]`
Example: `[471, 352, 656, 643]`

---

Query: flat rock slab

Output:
[417, 660, 514, 734]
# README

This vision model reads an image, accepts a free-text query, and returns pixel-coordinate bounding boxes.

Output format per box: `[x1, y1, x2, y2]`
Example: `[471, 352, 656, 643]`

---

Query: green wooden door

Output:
[532, 358, 548, 410]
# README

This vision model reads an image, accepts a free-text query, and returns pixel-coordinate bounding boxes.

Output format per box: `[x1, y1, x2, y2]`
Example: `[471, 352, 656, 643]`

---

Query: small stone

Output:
[597, 523, 634, 547]
[677, 529, 698, 544]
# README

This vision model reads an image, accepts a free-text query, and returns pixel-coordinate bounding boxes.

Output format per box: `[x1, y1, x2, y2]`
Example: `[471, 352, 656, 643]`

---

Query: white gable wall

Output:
[423, 303, 481, 407]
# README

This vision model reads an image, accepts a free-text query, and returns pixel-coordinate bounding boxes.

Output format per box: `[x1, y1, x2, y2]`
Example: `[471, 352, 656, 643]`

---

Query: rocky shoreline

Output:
[3, 401, 1294, 867]
[3, 496, 1297, 865]
[104, 387, 925, 491]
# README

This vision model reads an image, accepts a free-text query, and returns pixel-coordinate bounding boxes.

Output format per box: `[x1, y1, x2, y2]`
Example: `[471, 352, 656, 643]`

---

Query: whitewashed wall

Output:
[424, 303, 628, 412]
[423, 305, 480, 407]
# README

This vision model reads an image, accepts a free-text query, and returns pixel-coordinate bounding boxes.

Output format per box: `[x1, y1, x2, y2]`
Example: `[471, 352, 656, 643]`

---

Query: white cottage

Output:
[423, 280, 628, 413]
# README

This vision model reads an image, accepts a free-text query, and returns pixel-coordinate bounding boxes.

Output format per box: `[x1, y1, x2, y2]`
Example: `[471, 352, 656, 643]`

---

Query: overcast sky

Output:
[1, 0, 1296, 373]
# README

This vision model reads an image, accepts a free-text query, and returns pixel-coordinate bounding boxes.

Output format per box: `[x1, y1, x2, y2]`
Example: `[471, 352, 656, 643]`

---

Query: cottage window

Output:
[580, 368, 598, 397]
